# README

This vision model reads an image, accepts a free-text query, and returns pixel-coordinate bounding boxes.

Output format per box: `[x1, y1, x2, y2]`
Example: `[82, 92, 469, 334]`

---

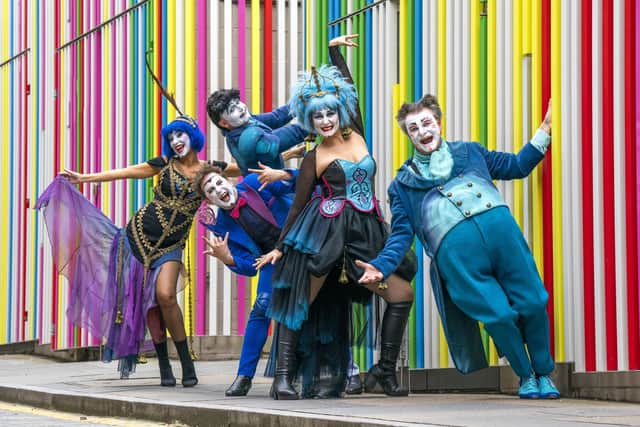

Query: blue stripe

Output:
[413, 0, 424, 369]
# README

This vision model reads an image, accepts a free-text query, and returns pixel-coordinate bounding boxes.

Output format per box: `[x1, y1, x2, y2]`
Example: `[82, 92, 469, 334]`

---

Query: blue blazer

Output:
[369, 139, 547, 374]
[205, 172, 296, 289]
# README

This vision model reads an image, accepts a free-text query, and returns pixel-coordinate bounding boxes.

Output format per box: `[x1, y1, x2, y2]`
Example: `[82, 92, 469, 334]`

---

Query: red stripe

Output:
[602, 0, 618, 370]
[263, 0, 273, 112]
[624, 0, 639, 370]
[580, 0, 596, 372]
[52, 0, 61, 350]
[540, 0, 554, 357]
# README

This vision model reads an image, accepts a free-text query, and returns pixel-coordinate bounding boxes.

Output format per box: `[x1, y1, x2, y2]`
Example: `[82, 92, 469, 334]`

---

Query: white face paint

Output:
[221, 99, 250, 128]
[311, 108, 340, 138]
[405, 109, 442, 154]
[168, 131, 192, 158]
[200, 172, 238, 210]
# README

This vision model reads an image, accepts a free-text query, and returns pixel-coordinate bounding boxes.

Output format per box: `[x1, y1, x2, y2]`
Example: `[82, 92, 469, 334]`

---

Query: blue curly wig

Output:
[160, 115, 205, 157]
[288, 64, 358, 134]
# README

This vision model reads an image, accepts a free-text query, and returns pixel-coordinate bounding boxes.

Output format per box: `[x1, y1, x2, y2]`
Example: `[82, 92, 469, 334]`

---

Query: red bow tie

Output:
[229, 197, 247, 218]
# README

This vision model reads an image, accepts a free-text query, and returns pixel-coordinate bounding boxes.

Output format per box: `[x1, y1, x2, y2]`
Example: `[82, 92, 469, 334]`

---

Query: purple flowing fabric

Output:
[36, 176, 158, 363]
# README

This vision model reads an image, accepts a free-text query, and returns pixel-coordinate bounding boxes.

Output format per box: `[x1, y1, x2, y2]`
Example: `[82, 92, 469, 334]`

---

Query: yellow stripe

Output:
[512, 0, 523, 227]
[530, 0, 544, 275]
[167, 0, 176, 118]
[250, 0, 261, 305]
[184, 1, 196, 334]
[0, 0, 9, 343]
[469, 0, 480, 142]
[437, 0, 447, 367]
[522, 0, 531, 54]
[551, 0, 564, 361]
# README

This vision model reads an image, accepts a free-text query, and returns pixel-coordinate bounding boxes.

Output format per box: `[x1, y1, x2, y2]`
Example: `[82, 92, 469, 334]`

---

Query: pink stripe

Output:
[110, 0, 116, 222]
[237, 276, 246, 335]
[121, 0, 128, 229]
[636, 0, 640, 332]
[38, 245, 44, 341]
[195, 0, 208, 335]
[93, 0, 102, 207]
[68, 0, 78, 349]
[238, 0, 246, 99]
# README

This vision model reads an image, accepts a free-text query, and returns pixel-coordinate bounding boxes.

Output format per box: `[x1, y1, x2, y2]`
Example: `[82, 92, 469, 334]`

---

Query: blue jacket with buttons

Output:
[222, 105, 308, 176]
[368, 131, 549, 374]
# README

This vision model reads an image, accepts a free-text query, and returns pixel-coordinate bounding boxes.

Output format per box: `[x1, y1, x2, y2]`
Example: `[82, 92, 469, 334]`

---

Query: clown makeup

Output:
[168, 131, 192, 158]
[405, 109, 442, 154]
[200, 172, 238, 210]
[311, 108, 340, 138]
[221, 99, 250, 128]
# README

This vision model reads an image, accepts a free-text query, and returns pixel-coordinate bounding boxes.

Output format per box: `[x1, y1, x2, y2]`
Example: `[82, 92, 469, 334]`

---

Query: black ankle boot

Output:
[364, 301, 412, 397]
[154, 341, 176, 387]
[174, 339, 198, 387]
[271, 324, 300, 400]
[226, 375, 252, 396]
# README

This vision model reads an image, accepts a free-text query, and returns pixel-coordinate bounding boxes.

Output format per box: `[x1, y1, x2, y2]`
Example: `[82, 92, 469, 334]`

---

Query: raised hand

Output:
[253, 248, 283, 270]
[203, 232, 233, 265]
[355, 259, 383, 284]
[247, 162, 291, 191]
[329, 33, 359, 48]
[541, 99, 551, 135]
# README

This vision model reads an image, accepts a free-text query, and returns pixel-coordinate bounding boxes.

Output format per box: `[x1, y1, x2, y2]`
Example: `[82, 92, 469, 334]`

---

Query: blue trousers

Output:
[436, 207, 555, 378]
[237, 291, 271, 377]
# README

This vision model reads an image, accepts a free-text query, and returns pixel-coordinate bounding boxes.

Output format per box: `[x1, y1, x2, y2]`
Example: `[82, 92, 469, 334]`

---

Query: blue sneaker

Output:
[538, 375, 560, 399]
[518, 375, 540, 399]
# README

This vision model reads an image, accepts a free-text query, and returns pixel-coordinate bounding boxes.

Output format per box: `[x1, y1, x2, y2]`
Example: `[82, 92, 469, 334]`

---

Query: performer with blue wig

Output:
[357, 95, 560, 399]
[36, 112, 237, 388]
[256, 35, 417, 400]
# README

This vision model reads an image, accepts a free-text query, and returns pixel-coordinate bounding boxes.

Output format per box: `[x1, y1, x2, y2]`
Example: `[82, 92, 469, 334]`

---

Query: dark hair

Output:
[194, 163, 225, 199]
[206, 89, 241, 129]
[396, 94, 442, 134]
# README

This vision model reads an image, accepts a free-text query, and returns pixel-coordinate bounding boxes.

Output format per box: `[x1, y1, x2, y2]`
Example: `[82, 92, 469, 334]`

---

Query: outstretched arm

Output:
[253, 105, 293, 129]
[61, 160, 162, 184]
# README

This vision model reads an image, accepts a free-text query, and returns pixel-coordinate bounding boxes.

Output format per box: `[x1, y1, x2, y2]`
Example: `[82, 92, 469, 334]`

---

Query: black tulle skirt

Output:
[266, 197, 416, 398]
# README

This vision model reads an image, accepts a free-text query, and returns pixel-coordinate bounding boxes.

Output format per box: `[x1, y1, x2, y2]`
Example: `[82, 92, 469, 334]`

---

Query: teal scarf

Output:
[412, 140, 453, 180]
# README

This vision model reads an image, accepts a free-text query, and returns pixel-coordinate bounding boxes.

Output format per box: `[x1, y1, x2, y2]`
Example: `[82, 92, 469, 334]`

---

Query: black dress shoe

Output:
[345, 374, 363, 395]
[225, 375, 252, 396]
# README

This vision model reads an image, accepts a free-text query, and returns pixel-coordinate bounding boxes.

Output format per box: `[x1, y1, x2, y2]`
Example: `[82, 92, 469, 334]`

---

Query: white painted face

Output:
[311, 108, 340, 138]
[200, 172, 239, 210]
[168, 130, 192, 158]
[405, 109, 442, 154]
[221, 99, 250, 128]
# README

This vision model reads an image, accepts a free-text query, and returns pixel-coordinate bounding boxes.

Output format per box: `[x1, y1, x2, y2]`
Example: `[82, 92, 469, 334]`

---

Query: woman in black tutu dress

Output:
[256, 34, 416, 400]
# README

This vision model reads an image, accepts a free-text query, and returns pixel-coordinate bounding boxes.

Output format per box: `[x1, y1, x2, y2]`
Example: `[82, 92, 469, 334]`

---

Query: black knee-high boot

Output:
[154, 341, 176, 387]
[364, 301, 412, 396]
[271, 324, 300, 400]
[174, 339, 198, 387]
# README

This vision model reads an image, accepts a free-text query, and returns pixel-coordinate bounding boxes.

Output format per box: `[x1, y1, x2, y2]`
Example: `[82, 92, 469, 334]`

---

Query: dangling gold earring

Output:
[341, 127, 352, 138]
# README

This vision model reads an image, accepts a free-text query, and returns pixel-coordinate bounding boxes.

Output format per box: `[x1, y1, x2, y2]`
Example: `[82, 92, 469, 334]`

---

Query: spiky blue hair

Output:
[288, 64, 358, 134]
[161, 115, 205, 157]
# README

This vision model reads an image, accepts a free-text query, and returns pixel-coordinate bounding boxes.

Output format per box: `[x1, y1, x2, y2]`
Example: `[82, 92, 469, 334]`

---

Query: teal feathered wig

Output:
[288, 64, 358, 134]
[161, 115, 205, 157]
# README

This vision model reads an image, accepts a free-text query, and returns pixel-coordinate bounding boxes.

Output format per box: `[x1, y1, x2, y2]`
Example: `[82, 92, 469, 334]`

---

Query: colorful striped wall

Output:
[0, 1, 638, 374]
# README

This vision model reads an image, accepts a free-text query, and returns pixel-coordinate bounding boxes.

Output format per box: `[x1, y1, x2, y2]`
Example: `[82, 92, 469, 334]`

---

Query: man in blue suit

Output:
[195, 163, 296, 396]
[206, 89, 307, 176]
[357, 95, 560, 400]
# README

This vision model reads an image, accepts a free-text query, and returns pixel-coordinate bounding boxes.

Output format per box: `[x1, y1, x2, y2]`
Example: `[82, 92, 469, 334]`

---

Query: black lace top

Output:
[125, 157, 203, 267]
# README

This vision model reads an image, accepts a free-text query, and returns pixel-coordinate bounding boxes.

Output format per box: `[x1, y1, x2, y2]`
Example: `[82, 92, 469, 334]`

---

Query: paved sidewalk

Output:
[1, 355, 639, 427]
